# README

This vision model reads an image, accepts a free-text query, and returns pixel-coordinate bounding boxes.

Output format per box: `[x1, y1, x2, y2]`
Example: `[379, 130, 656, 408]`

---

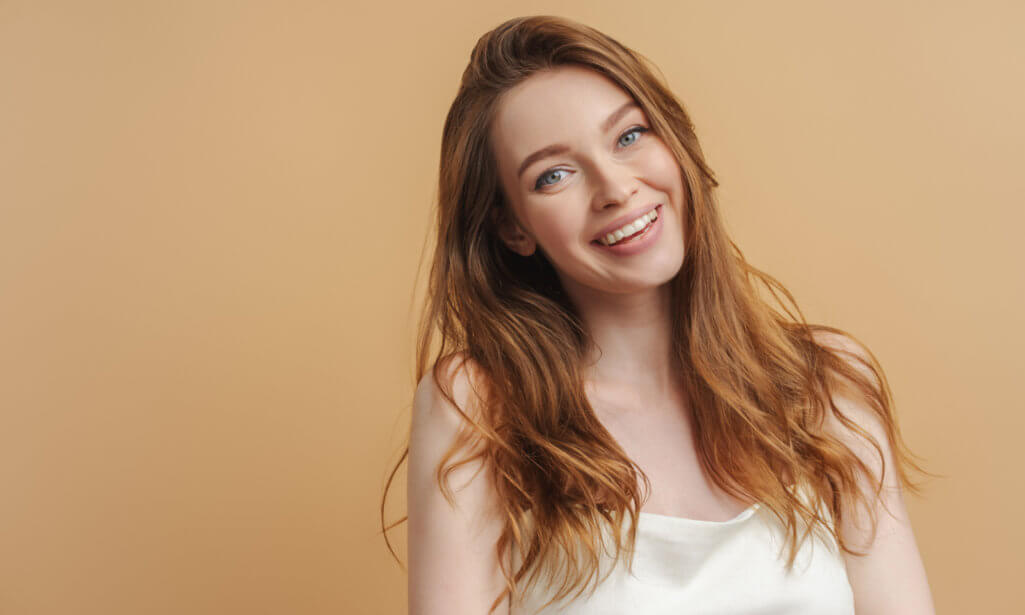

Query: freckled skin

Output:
[490, 65, 688, 300]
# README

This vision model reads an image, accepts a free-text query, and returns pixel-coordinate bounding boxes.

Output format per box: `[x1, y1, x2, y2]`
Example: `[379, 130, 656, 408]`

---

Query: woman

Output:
[383, 15, 936, 615]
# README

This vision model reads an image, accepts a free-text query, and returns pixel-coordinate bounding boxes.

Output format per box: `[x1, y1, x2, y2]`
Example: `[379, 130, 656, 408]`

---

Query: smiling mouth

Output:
[591, 204, 662, 246]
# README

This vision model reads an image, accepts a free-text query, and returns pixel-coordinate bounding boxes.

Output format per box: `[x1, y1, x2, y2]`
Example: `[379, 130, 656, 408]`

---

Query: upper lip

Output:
[592, 204, 662, 242]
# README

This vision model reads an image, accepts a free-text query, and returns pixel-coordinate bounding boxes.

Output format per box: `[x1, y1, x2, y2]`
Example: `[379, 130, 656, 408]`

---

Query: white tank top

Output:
[509, 489, 856, 614]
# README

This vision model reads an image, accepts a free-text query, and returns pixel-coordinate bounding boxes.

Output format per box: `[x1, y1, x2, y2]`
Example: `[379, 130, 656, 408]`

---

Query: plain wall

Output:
[1, 1, 1022, 613]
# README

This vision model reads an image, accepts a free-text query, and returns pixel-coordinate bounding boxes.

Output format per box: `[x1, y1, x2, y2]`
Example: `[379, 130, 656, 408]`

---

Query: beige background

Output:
[1, 1, 1021, 613]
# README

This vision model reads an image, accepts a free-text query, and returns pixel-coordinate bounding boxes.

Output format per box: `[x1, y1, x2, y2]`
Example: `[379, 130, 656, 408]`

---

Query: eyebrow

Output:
[515, 100, 641, 179]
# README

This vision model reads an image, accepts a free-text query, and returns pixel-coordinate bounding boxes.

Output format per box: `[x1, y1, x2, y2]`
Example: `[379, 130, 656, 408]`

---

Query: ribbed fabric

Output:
[509, 490, 855, 615]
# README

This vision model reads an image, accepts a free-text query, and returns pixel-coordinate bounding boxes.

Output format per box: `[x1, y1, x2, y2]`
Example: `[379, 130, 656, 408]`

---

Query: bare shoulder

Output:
[410, 351, 495, 516]
[810, 329, 880, 385]
[809, 328, 895, 509]
[809, 330, 890, 456]
[412, 352, 488, 433]
[408, 352, 510, 615]
[809, 329, 936, 614]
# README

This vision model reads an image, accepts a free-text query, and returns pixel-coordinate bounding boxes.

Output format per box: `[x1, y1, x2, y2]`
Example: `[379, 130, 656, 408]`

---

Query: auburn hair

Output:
[382, 15, 930, 614]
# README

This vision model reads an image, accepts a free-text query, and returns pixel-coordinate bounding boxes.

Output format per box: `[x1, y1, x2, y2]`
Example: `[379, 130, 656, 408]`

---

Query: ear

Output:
[496, 216, 537, 257]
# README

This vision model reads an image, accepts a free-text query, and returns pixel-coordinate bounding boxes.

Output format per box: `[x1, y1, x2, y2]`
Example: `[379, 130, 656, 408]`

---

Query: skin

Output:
[490, 64, 688, 400]
[482, 64, 936, 613]
[488, 64, 752, 521]
[409, 63, 934, 615]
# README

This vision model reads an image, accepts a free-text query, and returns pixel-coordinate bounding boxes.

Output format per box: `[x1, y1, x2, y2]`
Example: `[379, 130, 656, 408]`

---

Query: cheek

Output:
[530, 210, 585, 252]
[545, 215, 582, 245]
[642, 144, 683, 186]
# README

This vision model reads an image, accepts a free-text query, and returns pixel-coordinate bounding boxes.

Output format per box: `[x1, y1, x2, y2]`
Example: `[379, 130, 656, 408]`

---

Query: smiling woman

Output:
[383, 15, 936, 615]
[489, 64, 686, 295]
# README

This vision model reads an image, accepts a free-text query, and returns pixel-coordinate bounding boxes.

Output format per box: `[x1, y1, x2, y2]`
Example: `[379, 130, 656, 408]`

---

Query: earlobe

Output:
[498, 221, 537, 257]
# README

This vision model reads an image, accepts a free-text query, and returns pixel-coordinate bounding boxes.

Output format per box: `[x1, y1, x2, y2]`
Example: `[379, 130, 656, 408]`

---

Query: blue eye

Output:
[618, 125, 648, 147]
[535, 168, 568, 189]
[532, 125, 649, 191]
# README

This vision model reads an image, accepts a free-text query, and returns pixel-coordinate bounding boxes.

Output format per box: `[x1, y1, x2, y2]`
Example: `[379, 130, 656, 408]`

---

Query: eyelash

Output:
[532, 125, 650, 191]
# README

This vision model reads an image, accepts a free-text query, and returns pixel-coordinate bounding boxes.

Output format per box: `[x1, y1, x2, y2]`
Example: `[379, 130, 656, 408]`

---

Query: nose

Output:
[589, 156, 639, 212]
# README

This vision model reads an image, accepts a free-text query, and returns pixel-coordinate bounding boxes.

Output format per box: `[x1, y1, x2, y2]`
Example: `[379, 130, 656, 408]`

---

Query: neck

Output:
[564, 280, 680, 398]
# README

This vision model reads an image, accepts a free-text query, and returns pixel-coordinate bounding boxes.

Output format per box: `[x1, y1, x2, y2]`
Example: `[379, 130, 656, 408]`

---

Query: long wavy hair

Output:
[382, 15, 930, 614]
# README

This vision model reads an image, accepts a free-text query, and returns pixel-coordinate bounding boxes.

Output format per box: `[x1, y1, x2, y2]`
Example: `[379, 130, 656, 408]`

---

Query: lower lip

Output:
[591, 205, 664, 256]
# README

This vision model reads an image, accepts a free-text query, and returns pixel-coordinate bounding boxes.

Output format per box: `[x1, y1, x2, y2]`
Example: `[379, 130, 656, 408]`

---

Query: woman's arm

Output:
[407, 356, 511, 615]
[815, 332, 936, 615]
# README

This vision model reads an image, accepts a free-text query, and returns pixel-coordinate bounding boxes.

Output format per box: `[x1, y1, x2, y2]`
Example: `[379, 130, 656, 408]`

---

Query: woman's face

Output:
[489, 64, 687, 298]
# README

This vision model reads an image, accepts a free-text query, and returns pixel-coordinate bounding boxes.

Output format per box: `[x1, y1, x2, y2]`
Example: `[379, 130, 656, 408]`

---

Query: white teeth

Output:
[600, 208, 659, 246]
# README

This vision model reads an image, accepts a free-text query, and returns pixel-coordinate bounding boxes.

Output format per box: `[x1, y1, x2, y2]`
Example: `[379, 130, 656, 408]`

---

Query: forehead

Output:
[490, 65, 636, 166]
